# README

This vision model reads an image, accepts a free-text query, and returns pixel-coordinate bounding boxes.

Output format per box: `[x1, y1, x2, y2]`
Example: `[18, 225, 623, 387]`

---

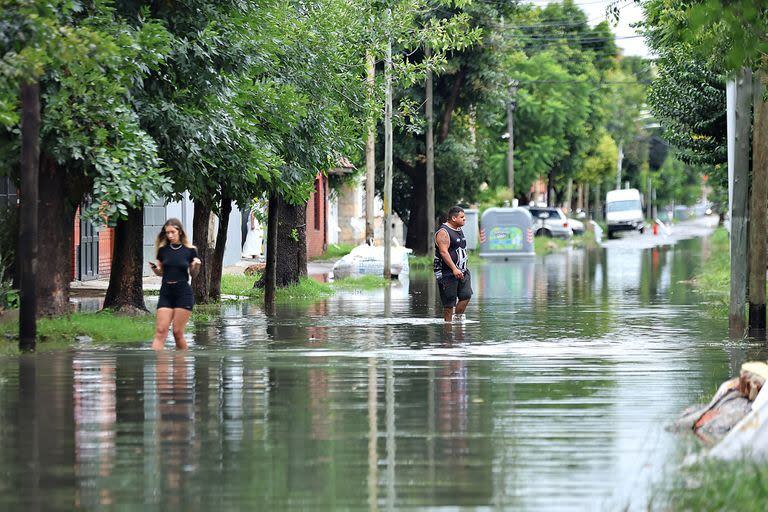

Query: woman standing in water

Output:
[149, 219, 201, 350]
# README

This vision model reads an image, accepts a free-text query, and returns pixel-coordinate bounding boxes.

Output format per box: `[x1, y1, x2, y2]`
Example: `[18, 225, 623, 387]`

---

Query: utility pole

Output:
[584, 183, 590, 219]
[425, 45, 435, 260]
[506, 82, 518, 197]
[264, 193, 278, 316]
[365, 50, 376, 245]
[646, 173, 652, 219]
[748, 70, 767, 338]
[383, 9, 393, 280]
[728, 68, 752, 337]
[19, 81, 40, 352]
[615, 142, 624, 191]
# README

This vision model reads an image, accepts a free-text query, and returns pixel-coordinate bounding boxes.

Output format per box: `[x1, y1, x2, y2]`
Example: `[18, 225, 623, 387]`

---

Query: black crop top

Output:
[157, 244, 198, 284]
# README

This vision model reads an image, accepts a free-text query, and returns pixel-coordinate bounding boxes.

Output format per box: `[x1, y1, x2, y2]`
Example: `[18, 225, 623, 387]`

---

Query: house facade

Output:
[305, 172, 330, 259]
[68, 193, 245, 281]
[327, 174, 405, 249]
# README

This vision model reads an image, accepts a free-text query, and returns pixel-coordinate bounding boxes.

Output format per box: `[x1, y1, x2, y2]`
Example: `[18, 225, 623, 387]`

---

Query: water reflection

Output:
[2, 237, 765, 510]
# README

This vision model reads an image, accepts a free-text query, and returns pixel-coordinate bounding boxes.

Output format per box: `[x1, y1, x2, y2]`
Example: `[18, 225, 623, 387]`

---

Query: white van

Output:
[605, 188, 645, 239]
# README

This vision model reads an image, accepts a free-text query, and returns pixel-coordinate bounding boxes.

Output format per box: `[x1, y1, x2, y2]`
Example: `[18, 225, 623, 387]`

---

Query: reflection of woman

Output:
[149, 219, 201, 350]
[241, 208, 264, 259]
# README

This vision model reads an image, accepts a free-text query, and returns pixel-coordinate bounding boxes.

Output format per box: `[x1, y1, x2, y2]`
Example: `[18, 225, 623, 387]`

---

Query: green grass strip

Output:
[1, 311, 154, 354]
[656, 459, 768, 512]
[691, 228, 731, 314]
[310, 243, 355, 261]
[220, 274, 388, 301]
[534, 237, 569, 255]
[333, 275, 389, 289]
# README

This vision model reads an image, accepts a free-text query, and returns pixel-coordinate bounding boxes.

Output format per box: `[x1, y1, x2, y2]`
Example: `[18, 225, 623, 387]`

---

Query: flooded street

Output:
[1, 225, 764, 510]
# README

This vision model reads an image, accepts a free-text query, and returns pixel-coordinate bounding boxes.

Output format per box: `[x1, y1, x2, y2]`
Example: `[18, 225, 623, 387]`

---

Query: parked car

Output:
[568, 217, 585, 235]
[525, 206, 574, 239]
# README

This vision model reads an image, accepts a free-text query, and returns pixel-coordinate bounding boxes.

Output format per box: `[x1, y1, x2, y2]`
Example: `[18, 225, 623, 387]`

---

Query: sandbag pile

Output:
[671, 362, 768, 461]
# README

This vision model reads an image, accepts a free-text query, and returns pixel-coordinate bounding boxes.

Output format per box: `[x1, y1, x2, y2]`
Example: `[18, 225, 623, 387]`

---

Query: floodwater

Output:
[1, 225, 765, 511]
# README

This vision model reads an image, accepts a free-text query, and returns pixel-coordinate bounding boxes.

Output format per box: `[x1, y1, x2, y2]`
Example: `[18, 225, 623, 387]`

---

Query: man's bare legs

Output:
[455, 299, 469, 316]
[444, 299, 469, 323]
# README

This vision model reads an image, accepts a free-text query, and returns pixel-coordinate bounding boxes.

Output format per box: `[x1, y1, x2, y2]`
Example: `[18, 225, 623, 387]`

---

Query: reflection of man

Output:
[434, 206, 473, 323]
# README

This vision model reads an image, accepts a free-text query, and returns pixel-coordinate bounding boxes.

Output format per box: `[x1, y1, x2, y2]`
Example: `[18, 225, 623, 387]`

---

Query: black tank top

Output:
[433, 224, 468, 280]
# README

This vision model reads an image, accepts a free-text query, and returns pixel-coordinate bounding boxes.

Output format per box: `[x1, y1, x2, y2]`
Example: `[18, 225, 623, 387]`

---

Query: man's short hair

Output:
[448, 206, 464, 219]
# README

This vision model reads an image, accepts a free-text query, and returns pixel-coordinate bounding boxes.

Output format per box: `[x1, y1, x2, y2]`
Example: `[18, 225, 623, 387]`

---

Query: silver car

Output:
[526, 207, 574, 239]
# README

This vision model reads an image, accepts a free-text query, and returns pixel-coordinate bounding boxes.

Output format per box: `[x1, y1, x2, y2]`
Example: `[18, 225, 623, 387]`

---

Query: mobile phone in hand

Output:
[149, 261, 158, 269]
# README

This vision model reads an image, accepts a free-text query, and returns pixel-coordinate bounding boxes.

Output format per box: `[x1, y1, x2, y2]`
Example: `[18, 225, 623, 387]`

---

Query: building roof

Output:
[329, 156, 356, 175]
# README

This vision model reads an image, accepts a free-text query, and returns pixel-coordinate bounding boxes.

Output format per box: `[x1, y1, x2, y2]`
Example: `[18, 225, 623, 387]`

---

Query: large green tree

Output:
[641, 1, 728, 212]
[476, 1, 647, 215]
[0, 0, 171, 315]
[380, 0, 514, 253]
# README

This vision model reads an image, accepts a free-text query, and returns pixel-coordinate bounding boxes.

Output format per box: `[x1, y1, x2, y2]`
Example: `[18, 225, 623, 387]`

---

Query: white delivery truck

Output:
[605, 188, 645, 239]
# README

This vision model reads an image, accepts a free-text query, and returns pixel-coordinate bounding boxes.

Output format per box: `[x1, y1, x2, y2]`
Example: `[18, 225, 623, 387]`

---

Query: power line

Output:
[524, 0, 621, 6]
[513, 34, 643, 42]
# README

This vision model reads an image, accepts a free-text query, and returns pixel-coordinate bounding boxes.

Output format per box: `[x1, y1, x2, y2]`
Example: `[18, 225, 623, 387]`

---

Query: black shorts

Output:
[437, 272, 472, 308]
[157, 281, 194, 310]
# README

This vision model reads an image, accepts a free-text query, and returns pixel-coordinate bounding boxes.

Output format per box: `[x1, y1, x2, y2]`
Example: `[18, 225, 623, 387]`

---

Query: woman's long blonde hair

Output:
[155, 218, 194, 258]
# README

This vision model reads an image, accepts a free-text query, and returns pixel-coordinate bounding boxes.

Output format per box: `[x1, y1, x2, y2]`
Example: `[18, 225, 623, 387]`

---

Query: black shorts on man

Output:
[438, 271, 473, 308]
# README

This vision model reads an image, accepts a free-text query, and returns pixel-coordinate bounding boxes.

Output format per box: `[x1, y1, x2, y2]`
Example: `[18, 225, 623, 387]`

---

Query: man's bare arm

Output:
[435, 229, 463, 279]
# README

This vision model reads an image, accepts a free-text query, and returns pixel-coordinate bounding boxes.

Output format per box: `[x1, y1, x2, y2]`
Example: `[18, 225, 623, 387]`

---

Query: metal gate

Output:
[0, 177, 17, 208]
[77, 216, 99, 281]
[143, 200, 167, 276]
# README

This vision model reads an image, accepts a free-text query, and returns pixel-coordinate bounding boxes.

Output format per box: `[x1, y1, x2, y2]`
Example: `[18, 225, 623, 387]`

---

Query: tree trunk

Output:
[439, 67, 465, 143]
[209, 193, 232, 301]
[425, 45, 435, 260]
[274, 194, 307, 287]
[547, 169, 555, 207]
[18, 81, 39, 350]
[264, 193, 278, 314]
[593, 183, 603, 222]
[192, 200, 212, 304]
[103, 207, 147, 314]
[365, 51, 376, 244]
[584, 183, 590, 219]
[36, 155, 77, 317]
[406, 170, 428, 254]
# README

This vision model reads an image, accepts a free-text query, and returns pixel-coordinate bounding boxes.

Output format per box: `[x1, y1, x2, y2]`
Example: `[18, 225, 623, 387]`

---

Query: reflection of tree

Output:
[3, 354, 77, 509]
[74, 355, 117, 508]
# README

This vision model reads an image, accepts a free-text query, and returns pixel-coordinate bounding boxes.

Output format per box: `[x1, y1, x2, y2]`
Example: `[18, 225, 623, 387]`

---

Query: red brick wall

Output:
[305, 174, 328, 259]
[72, 209, 80, 278]
[98, 227, 114, 277]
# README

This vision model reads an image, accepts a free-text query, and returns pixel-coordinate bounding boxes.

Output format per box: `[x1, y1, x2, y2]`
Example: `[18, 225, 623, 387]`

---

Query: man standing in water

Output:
[434, 206, 472, 323]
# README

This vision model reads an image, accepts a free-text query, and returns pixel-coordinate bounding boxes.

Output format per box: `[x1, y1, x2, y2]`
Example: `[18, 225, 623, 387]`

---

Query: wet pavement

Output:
[1, 218, 765, 511]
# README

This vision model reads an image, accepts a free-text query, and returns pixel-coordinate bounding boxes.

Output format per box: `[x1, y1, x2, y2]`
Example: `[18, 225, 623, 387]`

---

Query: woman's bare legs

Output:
[152, 308, 174, 350]
[171, 308, 192, 349]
